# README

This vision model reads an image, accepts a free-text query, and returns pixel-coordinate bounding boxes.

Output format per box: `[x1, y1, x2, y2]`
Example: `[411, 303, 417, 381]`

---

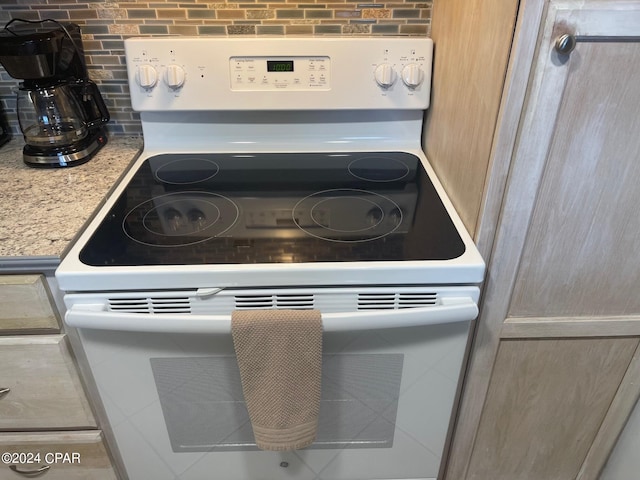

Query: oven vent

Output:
[357, 292, 438, 310]
[234, 294, 315, 310]
[108, 297, 191, 314]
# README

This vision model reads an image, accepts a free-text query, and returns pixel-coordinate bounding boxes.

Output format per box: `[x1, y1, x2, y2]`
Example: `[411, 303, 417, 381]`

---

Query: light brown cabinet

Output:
[0, 275, 60, 334]
[0, 336, 96, 431]
[0, 275, 118, 479]
[0, 432, 117, 480]
[426, 0, 640, 479]
[466, 338, 639, 480]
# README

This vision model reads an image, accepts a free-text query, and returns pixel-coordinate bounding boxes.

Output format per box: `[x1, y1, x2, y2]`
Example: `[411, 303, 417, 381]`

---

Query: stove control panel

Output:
[230, 56, 330, 91]
[125, 37, 433, 111]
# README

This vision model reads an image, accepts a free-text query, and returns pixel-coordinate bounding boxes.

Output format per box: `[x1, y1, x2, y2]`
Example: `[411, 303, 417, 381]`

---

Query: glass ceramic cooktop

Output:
[79, 152, 465, 266]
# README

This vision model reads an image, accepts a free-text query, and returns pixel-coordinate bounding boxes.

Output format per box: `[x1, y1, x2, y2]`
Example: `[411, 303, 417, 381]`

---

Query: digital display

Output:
[267, 60, 294, 72]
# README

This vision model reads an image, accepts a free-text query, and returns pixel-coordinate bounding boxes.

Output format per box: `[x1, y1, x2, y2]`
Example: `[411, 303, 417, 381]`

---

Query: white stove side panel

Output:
[125, 37, 433, 112]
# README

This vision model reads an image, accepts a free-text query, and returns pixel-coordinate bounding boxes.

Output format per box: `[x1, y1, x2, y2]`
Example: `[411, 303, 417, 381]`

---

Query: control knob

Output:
[136, 64, 158, 90]
[374, 63, 397, 89]
[164, 64, 186, 90]
[401, 64, 424, 89]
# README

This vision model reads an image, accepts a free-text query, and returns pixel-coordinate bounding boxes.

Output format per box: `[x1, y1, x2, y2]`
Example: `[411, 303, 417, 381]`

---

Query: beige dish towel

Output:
[231, 309, 323, 451]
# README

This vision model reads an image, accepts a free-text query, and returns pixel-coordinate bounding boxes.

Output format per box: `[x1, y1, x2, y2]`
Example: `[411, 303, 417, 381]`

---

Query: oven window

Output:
[151, 354, 404, 452]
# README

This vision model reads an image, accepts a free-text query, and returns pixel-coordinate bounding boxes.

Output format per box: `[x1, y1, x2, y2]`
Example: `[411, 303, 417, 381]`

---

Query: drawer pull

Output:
[9, 464, 50, 475]
[0, 387, 9, 397]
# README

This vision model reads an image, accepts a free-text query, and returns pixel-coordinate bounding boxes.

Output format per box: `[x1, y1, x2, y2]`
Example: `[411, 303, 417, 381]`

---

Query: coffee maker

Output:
[0, 19, 109, 167]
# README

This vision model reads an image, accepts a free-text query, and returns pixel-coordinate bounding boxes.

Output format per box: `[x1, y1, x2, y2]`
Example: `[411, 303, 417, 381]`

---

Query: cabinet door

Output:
[0, 336, 97, 430]
[0, 275, 60, 334]
[447, 1, 640, 479]
[467, 337, 639, 480]
[0, 431, 117, 480]
[508, 6, 640, 318]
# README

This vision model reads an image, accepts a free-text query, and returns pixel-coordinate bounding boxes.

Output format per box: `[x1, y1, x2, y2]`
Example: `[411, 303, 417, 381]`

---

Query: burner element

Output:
[311, 197, 384, 232]
[154, 158, 220, 184]
[143, 199, 220, 237]
[293, 189, 403, 243]
[348, 157, 410, 182]
[123, 192, 239, 247]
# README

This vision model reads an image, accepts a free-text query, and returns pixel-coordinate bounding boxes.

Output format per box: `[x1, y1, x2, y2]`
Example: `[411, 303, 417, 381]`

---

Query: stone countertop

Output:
[0, 136, 142, 259]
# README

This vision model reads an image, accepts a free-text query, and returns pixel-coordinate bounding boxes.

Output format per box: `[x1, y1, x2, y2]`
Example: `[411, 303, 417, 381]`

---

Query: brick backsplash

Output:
[0, 1, 431, 137]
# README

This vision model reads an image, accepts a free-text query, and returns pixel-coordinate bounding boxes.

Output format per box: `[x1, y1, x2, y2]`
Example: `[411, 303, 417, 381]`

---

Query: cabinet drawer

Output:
[0, 336, 96, 430]
[0, 275, 60, 334]
[0, 431, 117, 480]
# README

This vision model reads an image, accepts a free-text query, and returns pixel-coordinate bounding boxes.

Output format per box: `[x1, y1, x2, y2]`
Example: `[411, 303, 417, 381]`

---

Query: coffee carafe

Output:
[0, 19, 109, 167]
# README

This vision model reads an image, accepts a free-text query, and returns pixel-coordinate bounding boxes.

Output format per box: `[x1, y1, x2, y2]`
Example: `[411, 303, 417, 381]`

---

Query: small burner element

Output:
[348, 157, 410, 182]
[154, 157, 220, 184]
[123, 192, 239, 247]
[293, 189, 403, 243]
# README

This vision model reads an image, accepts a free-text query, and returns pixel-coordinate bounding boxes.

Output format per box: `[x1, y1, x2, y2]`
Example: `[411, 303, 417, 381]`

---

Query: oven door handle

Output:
[65, 297, 478, 334]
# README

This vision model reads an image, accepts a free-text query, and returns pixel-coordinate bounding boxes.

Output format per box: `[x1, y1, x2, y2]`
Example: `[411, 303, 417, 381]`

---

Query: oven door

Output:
[66, 287, 478, 480]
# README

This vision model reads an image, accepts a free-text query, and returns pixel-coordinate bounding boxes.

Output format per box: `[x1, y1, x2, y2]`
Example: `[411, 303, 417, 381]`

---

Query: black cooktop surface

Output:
[80, 152, 466, 266]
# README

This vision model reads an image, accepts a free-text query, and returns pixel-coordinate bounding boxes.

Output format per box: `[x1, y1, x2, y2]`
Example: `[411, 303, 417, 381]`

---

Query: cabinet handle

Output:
[0, 387, 9, 397]
[9, 464, 51, 475]
[555, 34, 577, 55]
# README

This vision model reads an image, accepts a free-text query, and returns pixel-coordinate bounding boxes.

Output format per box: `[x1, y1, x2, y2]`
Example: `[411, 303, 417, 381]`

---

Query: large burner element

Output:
[293, 189, 403, 243]
[123, 192, 239, 247]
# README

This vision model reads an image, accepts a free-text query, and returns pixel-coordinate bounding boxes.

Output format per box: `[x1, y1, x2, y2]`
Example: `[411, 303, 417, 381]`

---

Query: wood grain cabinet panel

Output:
[423, 0, 519, 238]
[0, 275, 119, 476]
[0, 335, 97, 431]
[467, 337, 639, 480]
[445, 2, 640, 478]
[0, 431, 117, 480]
[509, 40, 640, 318]
[0, 275, 60, 334]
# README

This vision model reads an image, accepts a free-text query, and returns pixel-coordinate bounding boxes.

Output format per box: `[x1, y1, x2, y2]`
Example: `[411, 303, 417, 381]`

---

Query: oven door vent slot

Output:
[105, 289, 444, 315]
[108, 297, 191, 314]
[234, 294, 315, 310]
[357, 292, 438, 310]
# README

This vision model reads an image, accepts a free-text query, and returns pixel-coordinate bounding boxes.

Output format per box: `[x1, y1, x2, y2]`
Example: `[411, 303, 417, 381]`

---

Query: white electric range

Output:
[56, 37, 484, 480]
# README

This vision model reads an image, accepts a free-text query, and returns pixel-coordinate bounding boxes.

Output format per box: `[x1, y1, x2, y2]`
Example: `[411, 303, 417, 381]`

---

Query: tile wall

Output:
[0, 1, 432, 136]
